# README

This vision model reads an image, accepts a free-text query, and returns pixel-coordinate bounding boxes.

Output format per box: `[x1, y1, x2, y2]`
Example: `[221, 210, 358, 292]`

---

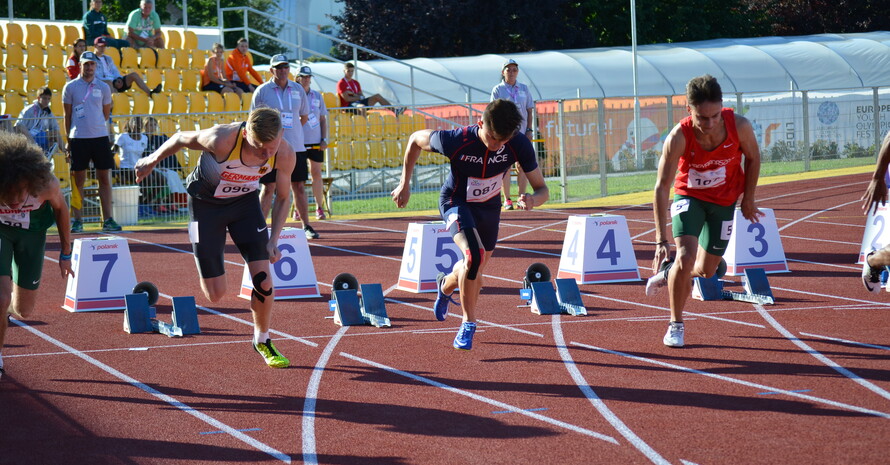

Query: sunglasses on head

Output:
[273, 64, 290, 70]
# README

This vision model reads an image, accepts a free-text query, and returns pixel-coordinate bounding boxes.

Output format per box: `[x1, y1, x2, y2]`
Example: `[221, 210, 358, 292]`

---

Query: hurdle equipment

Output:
[723, 208, 788, 275]
[63, 237, 138, 312]
[692, 267, 774, 305]
[238, 227, 321, 300]
[397, 222, 463, 292]
[519, 263, 587, 316]
[328, 273, 391, 327]
[557, 214, 640, 284]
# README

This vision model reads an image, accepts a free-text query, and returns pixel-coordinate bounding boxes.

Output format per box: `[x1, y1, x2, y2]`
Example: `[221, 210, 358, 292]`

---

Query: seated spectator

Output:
[83, 0, 129, 49]
[225, 38, 262, 93]
[127, 0, 164, 49]
[114, 116, 148, 184]
[66, 39, 87, 80]
[142, 116, 187, 213]
[202, 42, 243, 96]
[94, 37, 161, 97]
[14, 87, 67, 157]
[337, 62, 404, 114]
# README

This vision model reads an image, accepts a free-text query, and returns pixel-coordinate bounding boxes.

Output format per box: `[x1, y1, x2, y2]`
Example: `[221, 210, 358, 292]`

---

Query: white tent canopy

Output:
[301, 31, 890, 106]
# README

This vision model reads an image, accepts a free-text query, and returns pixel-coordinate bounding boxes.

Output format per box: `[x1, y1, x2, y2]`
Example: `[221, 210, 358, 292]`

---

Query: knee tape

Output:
[463, 232, 485, 280]
[251, 271, 273, 303]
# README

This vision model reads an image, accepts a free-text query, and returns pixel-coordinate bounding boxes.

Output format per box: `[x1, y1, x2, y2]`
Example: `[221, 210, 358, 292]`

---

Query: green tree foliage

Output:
[747, 0, 890, 35]
[0, 0, 172, 22]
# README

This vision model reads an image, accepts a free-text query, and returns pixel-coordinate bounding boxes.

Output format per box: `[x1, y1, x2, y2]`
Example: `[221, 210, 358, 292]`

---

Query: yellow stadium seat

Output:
[4, 23, 24, 46]
[350, 114, 368, 141]
[62, 25, 80, 47]
[382, 114, 399, 140]
[331, 142, 353, 171]
[3, 94, 25, 116]
[120, 47, 139, 71]
[161, 68, 180, 92]
[366, 112, 384, 140]
[0, 23, 5, 49]
[322, 91, 339, 110]
[351, 141, 370, 170]
[205, 91, 224, 112]
[151, 92, 170, 114]
[43, 24, 62, 48]
[397, 113, 415, 138]
[145, 68, 163, 89]
[138, 48, 156, 68]
[187, 92, 206, 113]
[24, 24, 43, 47]
[164, 30, 182, 50]
[169, 91, 188, 114]
[173, 49, 190, 69]
[50, 92, 61, 113]
[367, 140, 385, 169]
[156, 49, 173, 68]
[383, 139, 403, 168]
[196, 115, 217, 130]
[4, 43, 24, 69]
[47, 66, 66, 91]
[45, 44, 65, 69]
[53, 153, 70, 189]
[223, 91, 240, 112]
[333, 113, 353, 143]
[4, 68, 26, 96]
[156, 116, 178, 135]
[103, 46, 120, 67]
[181, 69, 200, 92]
[190, 50, 208, 70]
[411, 114, 426, 132]
[131, 92, 150, 114]
[0, 49, 5, 72]
[25, 43, 46, 70]
[111, 92, 130, 114]
[179, 117, 199, 132]
[183, 30, 198, 50]
[26, 68, 47, 93]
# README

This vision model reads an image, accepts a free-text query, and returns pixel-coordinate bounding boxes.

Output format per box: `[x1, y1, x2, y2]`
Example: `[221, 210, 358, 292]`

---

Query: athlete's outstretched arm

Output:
[862, 131, 890, 215]
[392, 129, 434, 208]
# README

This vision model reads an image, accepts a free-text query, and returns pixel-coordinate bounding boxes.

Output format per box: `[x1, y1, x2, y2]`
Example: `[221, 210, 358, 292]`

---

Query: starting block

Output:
[692, 267, 774, 305]
[519, 263, 587, 316]
[328, 273, 391, 327]
[124, 286, 200, 336]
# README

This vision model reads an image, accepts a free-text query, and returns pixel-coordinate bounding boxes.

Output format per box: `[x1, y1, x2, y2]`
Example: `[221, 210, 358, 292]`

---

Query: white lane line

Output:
[799, 332, 890, 352]
[771, 286, 890, 307]
[339, 352, 619, 444]
[778, 200, 860, 232]
[781, 235, 861, 246]
[551, 315, 670, 464]
[301, 326, 348, 465]
[570, 341, 890, 418]
[11, 319, 292, 463]
[755, 305, 890, 402]
[785, 258, 859, 270]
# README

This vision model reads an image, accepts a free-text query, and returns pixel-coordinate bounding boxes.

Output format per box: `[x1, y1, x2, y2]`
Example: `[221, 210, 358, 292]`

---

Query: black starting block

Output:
[124, 282, 200, 336]
[328, 273, 391, 327]
[518, 263, 587, 316]
[692, 267, 774, 305]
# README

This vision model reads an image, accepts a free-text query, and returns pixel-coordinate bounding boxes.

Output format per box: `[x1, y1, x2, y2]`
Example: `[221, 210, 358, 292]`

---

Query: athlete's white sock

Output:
[254, 330, 270, 345]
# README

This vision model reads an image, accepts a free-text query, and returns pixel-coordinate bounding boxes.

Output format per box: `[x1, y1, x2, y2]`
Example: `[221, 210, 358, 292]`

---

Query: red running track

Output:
[1, 173, 889, 465]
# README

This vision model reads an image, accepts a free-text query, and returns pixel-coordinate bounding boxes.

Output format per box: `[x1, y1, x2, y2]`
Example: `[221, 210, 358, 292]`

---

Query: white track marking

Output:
[339, 352, 619, 444]
[781, 235, 861, 246]
[755, 305, 890, 402]
[551, 315, 671, 464]
[778, 200, 860, 232]
[301, 326, 348, 465]
[11, 319, 292, 463]
[571, 341, 890, 418]
[799, 332, 890, 351]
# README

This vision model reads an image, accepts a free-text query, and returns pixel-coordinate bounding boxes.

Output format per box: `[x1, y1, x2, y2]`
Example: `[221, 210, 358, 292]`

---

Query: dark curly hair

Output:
[0, 131, 54, 205]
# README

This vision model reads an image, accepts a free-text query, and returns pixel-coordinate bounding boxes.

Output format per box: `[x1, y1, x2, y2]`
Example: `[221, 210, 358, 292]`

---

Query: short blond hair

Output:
[247, 107, 282, 143]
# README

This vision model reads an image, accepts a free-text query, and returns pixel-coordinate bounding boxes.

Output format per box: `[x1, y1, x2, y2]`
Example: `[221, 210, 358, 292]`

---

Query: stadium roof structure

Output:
[302, 31, 890, 106]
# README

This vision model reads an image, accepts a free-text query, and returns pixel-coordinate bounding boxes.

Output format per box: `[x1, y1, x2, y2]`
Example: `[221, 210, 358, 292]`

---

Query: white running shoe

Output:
[663, 321, 685, 348]
[862, 250, 882, 295]
[646, 259, 673, 296]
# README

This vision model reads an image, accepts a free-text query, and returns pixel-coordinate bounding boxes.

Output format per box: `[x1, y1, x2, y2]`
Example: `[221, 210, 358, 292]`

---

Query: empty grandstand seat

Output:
[45, 44, 65, 69]
[350, 141, 370, 169]
[366, 112, 384, 140]
[331, 142, 353, 171]
[156, 49, 174, 69]
[383, 139, 403, 168]
[104, 46, 121, 67]
[181, 70, 200, 92]
[26, 68, 47, 93]
[4, 43, 24, 69]
[4, 23, 24, 46]
[183, 30, 198, 50]
[111, 93, 130, 114]
[138, 48, 156, 68]
[120, 47, 139, 71]
[173, 49, 190, 69]
[163, 68, 181, 92]
[333, 113, 354, 142]
[50, 92, 62, 114]
[241, 91, 252, 111]
[145, 68, 163, 89]
[169, 91, 188, 114]
[25, 43, 46, 70]
[43, 24, 62, 48]
[382, 114, 399, 140]
[47, 66, 66, 91]
[156, 116, 178, 135]
[164, 30, 182, 50]
[151, 92, 170, 114]
[131, 92, 151, 114]
[190, 50, 207, 70]
[397, 113, 413, 138]
[187, 92, 206, 113]
[223, 91, 241, 112]
[4, 68, 26, 96]
[350, 114, 368, 141]
[24, 24, 43, 47]
[205, 91, 224, 113]
[322, 92, 339, 111]
[367, 140, 386, 169]
[2, 94, 25, 116]
[62, 25, 79, 47]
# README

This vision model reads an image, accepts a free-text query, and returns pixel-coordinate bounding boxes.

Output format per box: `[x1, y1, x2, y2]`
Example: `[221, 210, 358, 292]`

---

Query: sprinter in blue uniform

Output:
[392, 99, 549, 350]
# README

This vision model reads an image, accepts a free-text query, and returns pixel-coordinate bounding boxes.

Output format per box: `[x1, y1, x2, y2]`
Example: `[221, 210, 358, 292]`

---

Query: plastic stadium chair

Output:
[4, 68, 27, 96]
[350, 141, 370, 170]
[331, 142, 353, 171]
[120, 47, 139, 71]
[382, 114, 399, 140]
[138, 48, 156, 69]
[241, 91, 252, 111]
[62, 25, 80, 47]
[24, 24, 43, 47]
[322, 92, 339, 111]
[50, 92, 62, 113]
[131, 92, 151, 115]
[156, 49, 174, 69]
[187, 92, 206, 113]
[181, 69, 200, 92]
[169, 91, 188, 114]
[173, 49, 190, 70]
[104, 46, 121, 67]
[164, 30, 182, 50]
[334, 113, 354, 143]
[4, 43, 24, 69]
[45, 44, 65, 69]
[151, 92, 170, 114]
[350, 114, 368, 141]
[383, 139, 403, 168]
[366, 112, 384, 141]
[43, 24, 62, 48]
[223, 91, 241, 113]
[26, 68, 47, 93]
[183, 30, 198, 50]
[205, 91, 224, 113]
[4, 23, 24, 46]
[163, 68, 181, 92]
[367, 140, 385, 169]
[111, 92, 131, 114]
[2, 94, 25, 116]
[26, 43, 46, 70]
[47, 66, 67, 91]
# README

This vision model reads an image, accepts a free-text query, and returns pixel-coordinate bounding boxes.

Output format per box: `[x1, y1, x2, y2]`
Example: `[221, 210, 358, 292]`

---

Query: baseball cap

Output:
[270, 54, 290, 67]
[94, 36, 107, 46]
[502, 59, 518, 70]
[298, 66, 312, 77]
[80, 51, 98, 63]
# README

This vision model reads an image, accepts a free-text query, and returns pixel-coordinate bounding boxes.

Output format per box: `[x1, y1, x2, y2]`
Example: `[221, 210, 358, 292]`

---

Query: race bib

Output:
[281, 112, 294, 129]
[0, 210, 30, 229]
[74, 104, 86, 120]
[687, 166, 726, 189]
[307, 113, 320, 129]
[466, 175, 503, 203]
[213, 180, 257, 199]
[670, 198, 690, 217]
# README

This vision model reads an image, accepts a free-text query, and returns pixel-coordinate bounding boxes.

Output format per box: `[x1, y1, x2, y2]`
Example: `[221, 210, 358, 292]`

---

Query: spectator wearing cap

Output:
[201, 42, 243, 96]
[251, 55, 318, 239]
[336, 62, 403, 115]
[94, 37, 161, 97]
[490, 58, 536, 210]
[62, 51, 123, 233]
[225, 38, 263, 93]
[297, 66, 329, 220]
[15, 86, 66, 156]
[83, 0, 130, 49]
[126, 0, 165, 49]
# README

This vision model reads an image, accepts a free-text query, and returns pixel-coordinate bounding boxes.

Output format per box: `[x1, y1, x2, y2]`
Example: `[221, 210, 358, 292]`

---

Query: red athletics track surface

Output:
[2, 173, 889, 465]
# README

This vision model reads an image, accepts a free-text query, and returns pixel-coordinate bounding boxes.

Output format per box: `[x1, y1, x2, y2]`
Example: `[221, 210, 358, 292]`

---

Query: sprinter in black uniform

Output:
[392, 99, 549, 350]
[135, 107, 296, 368]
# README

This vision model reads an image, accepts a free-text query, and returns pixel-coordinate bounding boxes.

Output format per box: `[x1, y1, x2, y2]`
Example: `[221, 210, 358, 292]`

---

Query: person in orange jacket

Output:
[225, 38, 263, 93]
